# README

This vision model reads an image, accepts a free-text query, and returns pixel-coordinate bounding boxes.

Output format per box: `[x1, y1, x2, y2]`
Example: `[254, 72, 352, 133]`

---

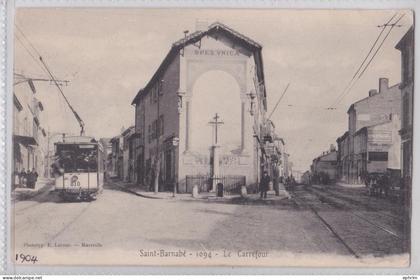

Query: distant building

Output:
[110, 135, 123, 178]
[301, 171, 311, 185]
[131, 22, 269, 193]
[273, 136, 286, 178]
[353, 115, 401, 179]
[395, 26, 414, 183]
[336, 131, 349, 182]
[13, 81, 48, 185]
[311, 146, 337, 184]
[99, 138, 113, 178]
[346, 78, 401, 184]
[291, 170, 303, 183]
[121, 126, 135, 182]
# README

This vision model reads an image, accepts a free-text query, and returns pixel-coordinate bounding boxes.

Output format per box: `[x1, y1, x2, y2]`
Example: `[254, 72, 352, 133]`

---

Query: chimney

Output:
[379, 78, 389, 93]
[369, 89, 378, 97]
[195, 19, 208, 32]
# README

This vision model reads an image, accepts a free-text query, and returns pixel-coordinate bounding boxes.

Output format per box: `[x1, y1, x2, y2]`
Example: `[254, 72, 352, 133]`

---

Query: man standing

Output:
[260, 171, 270, 199]
[31, 168, 39, 189]
[273, 167, 280, 196]
[25, 169, 32, 189]
[19, 168, 26, 188]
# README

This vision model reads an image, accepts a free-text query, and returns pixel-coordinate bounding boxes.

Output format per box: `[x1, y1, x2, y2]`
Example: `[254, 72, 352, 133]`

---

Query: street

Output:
[12, 182, 409, 266]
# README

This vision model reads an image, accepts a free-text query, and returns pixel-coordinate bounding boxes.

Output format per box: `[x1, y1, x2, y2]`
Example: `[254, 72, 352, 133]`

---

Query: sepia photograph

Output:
[11, 8, 414, 267]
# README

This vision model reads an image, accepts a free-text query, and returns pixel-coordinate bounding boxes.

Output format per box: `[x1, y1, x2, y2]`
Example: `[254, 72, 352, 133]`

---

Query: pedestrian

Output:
[31, 168, 39, 189]
[19, 168, 26, 188]
[259, 171, 270, 199]
[25, 169, 32, 189]
[273, 168, 280, 196]
[14, 168, 19, 189]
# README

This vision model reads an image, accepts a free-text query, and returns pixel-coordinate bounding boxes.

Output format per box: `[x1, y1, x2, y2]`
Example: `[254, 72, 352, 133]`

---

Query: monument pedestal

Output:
[211, 145, 220, 192]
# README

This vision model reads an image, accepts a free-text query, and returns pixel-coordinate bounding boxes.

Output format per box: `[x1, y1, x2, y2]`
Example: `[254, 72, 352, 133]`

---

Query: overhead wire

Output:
[15, 34, 50, 77]
[328, 12, 398, 108]
[330, 13, 405, 108]
[268, 83, 290, 120]
[312, 13, 407, 172]
[16, 23, 85, 135]
[356, 13, 406, 80]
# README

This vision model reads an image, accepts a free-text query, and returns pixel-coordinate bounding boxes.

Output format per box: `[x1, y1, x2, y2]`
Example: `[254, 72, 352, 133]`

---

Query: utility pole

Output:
[38, 56, 85, 136]
[13, 73, 70, 87]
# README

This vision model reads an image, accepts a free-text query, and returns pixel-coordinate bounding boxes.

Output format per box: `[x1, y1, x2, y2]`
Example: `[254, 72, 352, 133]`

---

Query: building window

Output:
[158, 80, 164, 96]
[153, 86, 158, 103]
[129, 140, 134, 159]
[402, 93, 410, 129]
[158, 115, 164, 136]
[152, 120, 157, 139]
[148, 124, 152, 143]
[369, 152, 388, 161]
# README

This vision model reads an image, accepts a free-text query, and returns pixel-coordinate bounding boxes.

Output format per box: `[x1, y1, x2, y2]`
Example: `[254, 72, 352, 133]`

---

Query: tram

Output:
[52, 136, 105, 201]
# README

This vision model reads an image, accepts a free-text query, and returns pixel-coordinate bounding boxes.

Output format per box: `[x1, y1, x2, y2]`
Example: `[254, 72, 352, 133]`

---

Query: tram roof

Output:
[54, 135, 99, 145]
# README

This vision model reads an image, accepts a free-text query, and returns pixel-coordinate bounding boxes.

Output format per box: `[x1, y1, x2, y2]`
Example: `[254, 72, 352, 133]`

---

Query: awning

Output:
[13, 135, 38, 146]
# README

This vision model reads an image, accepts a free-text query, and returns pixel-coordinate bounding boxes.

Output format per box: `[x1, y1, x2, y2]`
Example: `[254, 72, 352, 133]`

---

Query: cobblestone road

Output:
[12, 182, 409, 266]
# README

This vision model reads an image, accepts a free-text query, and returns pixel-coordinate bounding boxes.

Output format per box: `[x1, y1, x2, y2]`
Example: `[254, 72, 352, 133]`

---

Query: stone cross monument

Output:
[209, 113, 224, 191]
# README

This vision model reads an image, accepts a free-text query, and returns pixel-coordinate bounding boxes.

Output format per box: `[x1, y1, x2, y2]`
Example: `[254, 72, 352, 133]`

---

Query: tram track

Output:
[310, 184, 402, 221]
[291, 194, 360, 258]
[291, 185, 406, 258]
[304, 186, 403, 240]
[307, 185, 406, 233]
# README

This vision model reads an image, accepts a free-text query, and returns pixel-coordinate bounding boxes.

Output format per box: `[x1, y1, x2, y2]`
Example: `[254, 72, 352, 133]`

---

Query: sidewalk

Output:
[111, 180, 291, 202]
[12, 177, 55, 201]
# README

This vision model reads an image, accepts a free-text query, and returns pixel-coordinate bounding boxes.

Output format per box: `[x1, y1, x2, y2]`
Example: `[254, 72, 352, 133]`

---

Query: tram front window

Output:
[56, 144, 98, 173]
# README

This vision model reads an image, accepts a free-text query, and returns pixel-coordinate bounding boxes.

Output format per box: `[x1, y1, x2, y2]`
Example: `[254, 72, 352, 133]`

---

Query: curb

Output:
[110, 181, 292, 202]
[127, 189, 166, 199]
[110, 181, 166, 199]
[12, 182, 54, 201]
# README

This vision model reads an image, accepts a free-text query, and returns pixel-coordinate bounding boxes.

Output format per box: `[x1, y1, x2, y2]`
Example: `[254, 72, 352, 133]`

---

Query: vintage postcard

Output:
[10, 8, 414, 267]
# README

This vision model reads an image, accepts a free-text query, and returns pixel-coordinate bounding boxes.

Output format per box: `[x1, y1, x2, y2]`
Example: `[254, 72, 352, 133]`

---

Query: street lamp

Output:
[246, 92, 256, 116]
[177, 91, 185, 114]
[172, 136, 179, 197]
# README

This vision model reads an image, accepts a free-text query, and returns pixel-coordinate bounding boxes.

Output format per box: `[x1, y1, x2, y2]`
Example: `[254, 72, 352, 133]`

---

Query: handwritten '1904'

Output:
[16, 253, 38, 264]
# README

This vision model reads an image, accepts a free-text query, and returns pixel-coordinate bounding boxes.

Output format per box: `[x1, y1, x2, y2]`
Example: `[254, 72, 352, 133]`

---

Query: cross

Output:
[208, 113, 224, 145]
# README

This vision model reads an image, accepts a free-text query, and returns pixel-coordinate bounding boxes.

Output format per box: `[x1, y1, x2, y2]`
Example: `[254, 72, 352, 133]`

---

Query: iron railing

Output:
[186, 175, 246, 195]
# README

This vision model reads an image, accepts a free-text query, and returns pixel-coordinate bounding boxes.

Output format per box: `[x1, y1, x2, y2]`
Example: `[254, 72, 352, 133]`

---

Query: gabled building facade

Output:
[346, 78, 401, 184]
[121, 126, 135, 182]
[353, 115, 401, 177]
[311, 147, 337, 183]
[131, 22, 269, 193]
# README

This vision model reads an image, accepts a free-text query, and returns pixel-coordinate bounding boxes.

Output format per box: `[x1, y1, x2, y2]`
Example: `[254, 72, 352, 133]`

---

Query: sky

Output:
[14, 8, 413, 171]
